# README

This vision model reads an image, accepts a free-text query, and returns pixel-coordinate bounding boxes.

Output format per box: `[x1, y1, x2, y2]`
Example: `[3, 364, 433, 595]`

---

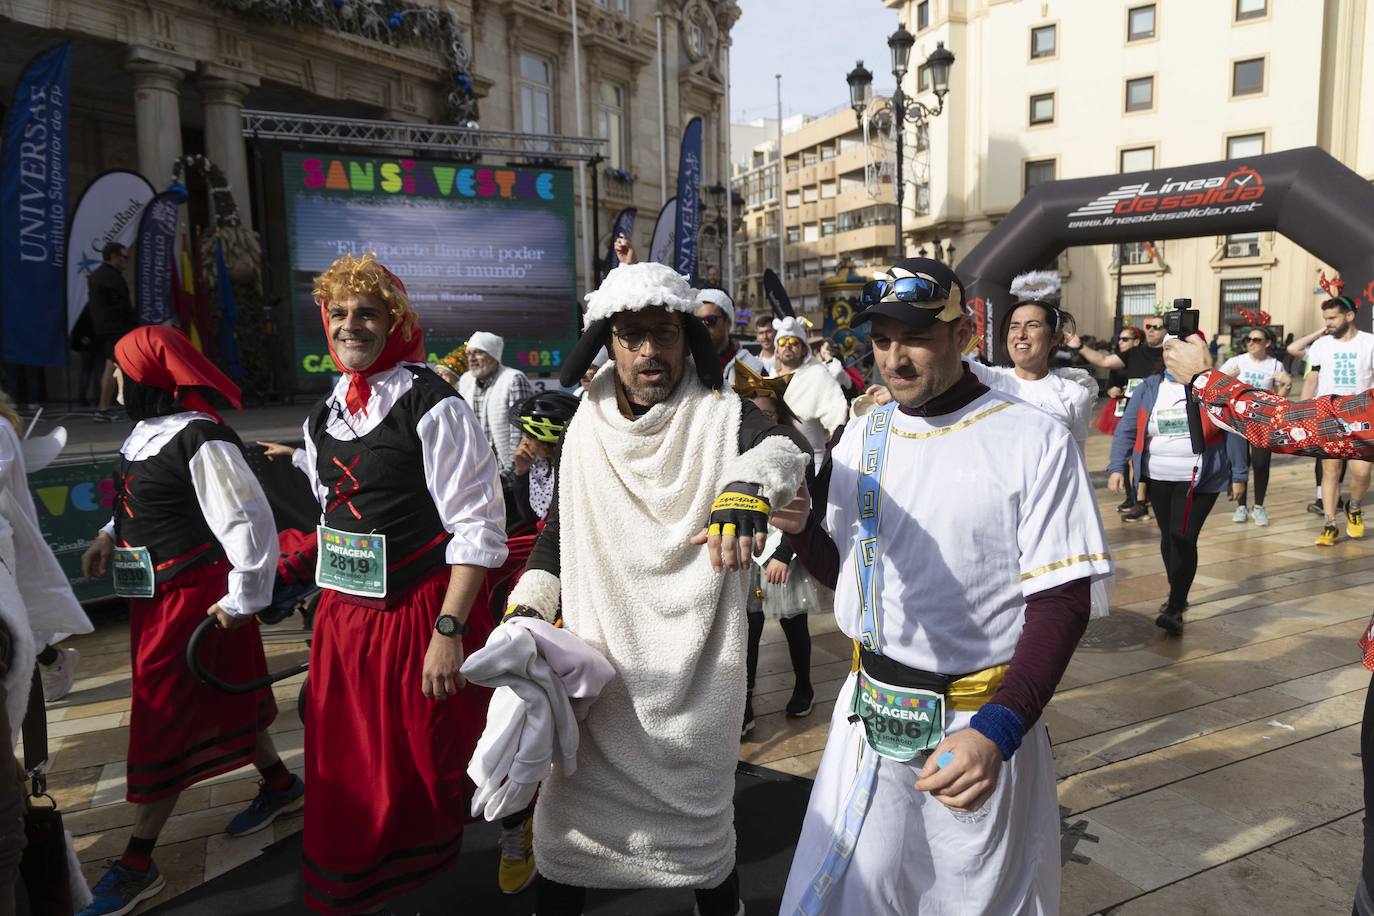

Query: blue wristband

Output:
[970, 703, 1025, 761]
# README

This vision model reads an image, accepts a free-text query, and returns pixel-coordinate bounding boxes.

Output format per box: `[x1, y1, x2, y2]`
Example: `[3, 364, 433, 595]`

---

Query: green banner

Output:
[29, 460, 115, 604]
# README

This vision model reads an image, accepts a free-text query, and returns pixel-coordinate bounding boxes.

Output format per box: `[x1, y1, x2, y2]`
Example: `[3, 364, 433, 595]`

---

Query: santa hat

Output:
[696, 288, 736, 325]
[467, 331, 505, 363]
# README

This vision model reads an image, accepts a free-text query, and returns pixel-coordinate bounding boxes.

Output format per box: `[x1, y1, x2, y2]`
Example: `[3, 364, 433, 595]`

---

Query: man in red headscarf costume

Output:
[289, 252, 507, 914]
[78, 326, 299, 916]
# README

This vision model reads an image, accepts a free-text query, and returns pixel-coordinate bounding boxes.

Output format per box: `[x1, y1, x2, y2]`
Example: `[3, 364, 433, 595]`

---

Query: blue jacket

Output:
[1107, 374, 1247, 493]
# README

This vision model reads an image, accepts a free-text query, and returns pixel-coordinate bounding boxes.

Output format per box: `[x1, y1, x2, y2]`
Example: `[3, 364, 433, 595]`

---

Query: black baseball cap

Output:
[851, 257, 967, 329]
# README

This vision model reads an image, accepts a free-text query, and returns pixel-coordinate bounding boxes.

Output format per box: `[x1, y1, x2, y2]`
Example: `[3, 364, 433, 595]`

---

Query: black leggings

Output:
[1247, 445, 1272, 507]
[745, 611, 811, 692]
[1357, 673, 1374, 915]
[1146, 479, 1220, 611]
[536, 869, 740, 916]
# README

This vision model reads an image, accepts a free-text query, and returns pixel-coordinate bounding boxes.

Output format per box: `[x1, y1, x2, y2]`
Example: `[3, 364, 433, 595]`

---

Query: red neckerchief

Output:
[318, 266, 424, 416]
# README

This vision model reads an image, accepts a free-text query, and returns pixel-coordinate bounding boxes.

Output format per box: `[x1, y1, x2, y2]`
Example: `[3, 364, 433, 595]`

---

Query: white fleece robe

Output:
[531, 365, 805, 890]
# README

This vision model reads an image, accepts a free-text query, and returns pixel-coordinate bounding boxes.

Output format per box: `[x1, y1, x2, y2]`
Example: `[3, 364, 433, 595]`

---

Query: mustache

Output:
[633, 358, 669, 373]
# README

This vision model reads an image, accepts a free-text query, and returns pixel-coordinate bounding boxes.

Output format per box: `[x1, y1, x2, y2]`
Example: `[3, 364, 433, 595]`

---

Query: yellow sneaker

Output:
[497, 816, 536, 895]
[1315, 523, 1339, 547]
[1348, 507, 1365, 540]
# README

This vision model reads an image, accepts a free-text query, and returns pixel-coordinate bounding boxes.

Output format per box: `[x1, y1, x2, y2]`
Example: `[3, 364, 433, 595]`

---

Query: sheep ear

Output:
[561, 319, 613, 387]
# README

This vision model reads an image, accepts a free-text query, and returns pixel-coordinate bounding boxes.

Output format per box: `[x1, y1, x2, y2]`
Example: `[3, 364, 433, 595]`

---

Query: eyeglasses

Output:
[611, 324, 682, 351]
[699, 315, 723, 328]
[1117, 336, 1135, 342]
[1144, 323, 1164, 331]
[1246, 336, 1268, 343]
[860, 274, 951, 307]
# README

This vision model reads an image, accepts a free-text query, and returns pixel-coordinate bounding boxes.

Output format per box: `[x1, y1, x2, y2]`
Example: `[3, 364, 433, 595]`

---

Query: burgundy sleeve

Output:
[785, 514, 840, 589]
[987, 577, 1091, 728]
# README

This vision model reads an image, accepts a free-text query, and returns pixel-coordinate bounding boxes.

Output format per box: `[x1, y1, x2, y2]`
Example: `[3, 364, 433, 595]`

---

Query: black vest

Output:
[308, 366, 456, 595]
[114, 419, 237, 584]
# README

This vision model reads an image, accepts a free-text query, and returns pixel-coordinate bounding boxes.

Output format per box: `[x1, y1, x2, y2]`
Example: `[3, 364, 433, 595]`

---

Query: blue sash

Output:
[854, 402, 896, 654]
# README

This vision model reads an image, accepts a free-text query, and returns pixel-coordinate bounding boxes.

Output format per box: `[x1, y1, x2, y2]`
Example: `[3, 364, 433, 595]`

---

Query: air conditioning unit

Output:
[1226, 242, 1254, 258]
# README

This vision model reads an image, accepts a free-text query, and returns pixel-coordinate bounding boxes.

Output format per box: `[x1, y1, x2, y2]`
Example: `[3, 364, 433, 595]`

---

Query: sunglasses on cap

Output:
[860, 274, 952, 307]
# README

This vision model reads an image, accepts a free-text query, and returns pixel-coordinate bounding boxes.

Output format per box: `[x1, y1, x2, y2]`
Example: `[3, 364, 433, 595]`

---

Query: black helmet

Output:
[511, 391, 581, 445]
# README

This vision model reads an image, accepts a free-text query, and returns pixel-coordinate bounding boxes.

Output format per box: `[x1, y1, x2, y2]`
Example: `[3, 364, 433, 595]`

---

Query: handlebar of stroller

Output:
[186, 616, 310, 694]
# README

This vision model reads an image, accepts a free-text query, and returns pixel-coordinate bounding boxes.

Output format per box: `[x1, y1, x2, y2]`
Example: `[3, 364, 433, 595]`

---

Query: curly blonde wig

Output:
[313, 252, 418, 341]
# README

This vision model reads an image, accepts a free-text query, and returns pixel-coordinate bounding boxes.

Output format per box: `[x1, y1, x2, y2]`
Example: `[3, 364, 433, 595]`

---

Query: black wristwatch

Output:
[434, 614, 468, 638]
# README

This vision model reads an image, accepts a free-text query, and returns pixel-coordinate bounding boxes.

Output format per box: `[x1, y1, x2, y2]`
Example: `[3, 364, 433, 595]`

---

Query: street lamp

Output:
[847, 29, 955, 260]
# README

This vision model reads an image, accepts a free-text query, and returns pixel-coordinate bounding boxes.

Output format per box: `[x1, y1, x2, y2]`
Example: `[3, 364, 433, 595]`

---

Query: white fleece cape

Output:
[779, 357, 848, 462]
[532, 364, 805, 889]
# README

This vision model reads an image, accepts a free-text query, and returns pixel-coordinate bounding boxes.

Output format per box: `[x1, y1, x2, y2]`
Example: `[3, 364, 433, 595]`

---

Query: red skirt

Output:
[303, 566, 495, 914]
[126, 561, 276, 803]
[1095, 398, 1124, 436]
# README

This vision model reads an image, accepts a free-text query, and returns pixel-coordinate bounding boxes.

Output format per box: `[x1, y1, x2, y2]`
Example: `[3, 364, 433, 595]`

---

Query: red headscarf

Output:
[114, 326, 242, 422]
[318, 265, 424, 416]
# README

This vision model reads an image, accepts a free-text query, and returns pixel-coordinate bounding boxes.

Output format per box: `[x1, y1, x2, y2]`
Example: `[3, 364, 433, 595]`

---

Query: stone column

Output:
[125, 57, 186, 187]
[198, 70, 259, 226]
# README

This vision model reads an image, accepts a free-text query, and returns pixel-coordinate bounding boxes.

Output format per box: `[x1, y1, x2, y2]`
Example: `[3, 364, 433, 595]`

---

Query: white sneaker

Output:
[1252, 505, 1270, 527]
[1231, 505, 1248, 523]
[39, 647, 79, 701]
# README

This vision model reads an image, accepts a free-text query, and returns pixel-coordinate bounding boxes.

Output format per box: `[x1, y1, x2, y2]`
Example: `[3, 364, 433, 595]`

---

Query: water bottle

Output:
[936, 751, 989, 825]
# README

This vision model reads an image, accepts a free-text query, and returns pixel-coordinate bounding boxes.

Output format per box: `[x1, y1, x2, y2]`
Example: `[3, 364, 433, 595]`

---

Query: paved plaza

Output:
[30, 431, 1371, 914]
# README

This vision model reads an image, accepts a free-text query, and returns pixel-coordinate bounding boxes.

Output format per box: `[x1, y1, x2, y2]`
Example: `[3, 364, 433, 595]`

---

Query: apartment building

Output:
[732, 99, 905, 328]
[885, 0, 1374, 341]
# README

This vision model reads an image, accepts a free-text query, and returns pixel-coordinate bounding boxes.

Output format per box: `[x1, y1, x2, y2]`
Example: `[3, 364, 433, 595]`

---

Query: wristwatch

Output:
[434, 614, 468, 637]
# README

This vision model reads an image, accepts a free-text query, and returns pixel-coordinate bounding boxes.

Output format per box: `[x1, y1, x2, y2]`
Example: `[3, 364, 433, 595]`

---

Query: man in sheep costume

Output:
[502, 262, 810, 915]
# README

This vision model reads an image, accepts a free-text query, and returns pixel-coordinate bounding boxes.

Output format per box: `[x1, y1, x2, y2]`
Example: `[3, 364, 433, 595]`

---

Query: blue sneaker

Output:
[78, 859, 166, 916]
[225, 775, 305, 837]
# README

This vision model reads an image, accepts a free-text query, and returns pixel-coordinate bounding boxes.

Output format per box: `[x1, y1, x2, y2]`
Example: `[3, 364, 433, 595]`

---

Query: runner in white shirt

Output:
[775, 258, 1112, 914]
[1219, 327, 1291, 526]
[1291, 297, 1374, 544]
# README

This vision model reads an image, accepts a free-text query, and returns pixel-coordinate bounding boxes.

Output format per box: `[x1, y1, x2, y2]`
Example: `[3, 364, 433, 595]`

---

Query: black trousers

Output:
[536, 869, 740, 916]
[1245, 445, 1272, 507]
[746, 611, 811, 692]
[1146, 479, 1219, 611]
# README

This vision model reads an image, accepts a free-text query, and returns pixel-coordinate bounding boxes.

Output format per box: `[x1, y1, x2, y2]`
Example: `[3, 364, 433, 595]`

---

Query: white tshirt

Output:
[1308, 331, 1374, 396]
[1146, 379, 1198, 482]
[967, 361, 1097, 449]
[825, 392, 1112, 675]
[1219, 354, 1284, 392]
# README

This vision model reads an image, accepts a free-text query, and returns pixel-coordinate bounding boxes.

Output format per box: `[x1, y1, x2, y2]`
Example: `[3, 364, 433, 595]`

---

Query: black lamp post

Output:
[847, 28, 955, 260]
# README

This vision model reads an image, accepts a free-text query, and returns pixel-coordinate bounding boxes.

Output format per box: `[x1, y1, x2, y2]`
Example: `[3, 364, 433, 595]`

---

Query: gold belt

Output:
[851, 641, 1007, 712]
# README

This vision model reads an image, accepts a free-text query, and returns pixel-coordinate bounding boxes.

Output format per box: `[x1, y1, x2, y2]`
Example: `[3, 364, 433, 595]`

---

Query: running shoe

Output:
[1117, 497, 1135, 513]
[92, 410, 113, 423]
[741, 691, 756, 739]
[1121, 504, 1149, 522]
[1231, 505, 1248, 523]
[1315, 524, 1339, 547]
[497, 816, 537, 894]
[1251, 506, 1270, 527]
[224, 775, 305, 837]
[785, 684, 815, 718]
[1154, 607, 1184, 636]
[1307, 499, 1325, 515]
[40, 646, 79, 701]
[1348, 506, 1365, 540]
[78, 860, 166, 916]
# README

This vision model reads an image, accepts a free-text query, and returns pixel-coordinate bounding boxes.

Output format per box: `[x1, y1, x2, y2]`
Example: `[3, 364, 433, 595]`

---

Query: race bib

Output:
[316, 525, 387, 599]
[112, 546, 156, 599]
[1116, 378, 1145, 417]
[852, 668, 944, 761]
[1155, 405, 1190, 437]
